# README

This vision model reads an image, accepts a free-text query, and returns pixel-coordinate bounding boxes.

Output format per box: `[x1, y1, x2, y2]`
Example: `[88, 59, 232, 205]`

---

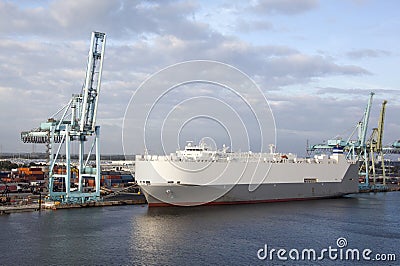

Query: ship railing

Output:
[135, 153, 351, 164]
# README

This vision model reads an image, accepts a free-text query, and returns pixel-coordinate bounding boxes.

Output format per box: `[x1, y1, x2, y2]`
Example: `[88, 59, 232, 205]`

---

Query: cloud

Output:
[316, 87, 398, 97]
[346, 49, 391, 60]
[0, 0, 391, 155]
[249, 0, 319, 15]
[0, 36, 371, 154]
[48, 0, 117, 28]
[267, 92, 400, 154]
[246, 54, 370, 88]
[235, 19, 274, 32]
[106, 33, 370, 93]
[0, 0, 205, 40]
[265, 54, 370, 78]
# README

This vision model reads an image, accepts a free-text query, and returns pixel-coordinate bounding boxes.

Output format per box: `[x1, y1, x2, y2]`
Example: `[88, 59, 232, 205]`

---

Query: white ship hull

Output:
[136, 154, 359, 207]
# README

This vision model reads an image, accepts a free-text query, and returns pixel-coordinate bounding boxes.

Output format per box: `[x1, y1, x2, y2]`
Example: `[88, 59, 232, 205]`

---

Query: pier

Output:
[0, 193, 146, 214]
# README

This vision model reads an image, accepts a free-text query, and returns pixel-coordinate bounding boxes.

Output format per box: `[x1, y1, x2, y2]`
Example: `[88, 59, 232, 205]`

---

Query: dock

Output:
[2, 184, 400, 214]
[359, 183, 400, 193]
[0, 193, 146, 214]
[49, 198, 146, 210]
[0, 204, 40, 214]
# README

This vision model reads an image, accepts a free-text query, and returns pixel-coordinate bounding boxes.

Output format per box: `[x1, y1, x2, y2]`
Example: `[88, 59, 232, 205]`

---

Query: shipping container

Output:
[104, 179, 123, 185]
[30, 171, 44, 175]
[82, 167, 96, 174]
[0, 184, 18, 193]
[0, 172, 10, 177]
[107, 175, 122, 180]
[120, 175, 134, 181]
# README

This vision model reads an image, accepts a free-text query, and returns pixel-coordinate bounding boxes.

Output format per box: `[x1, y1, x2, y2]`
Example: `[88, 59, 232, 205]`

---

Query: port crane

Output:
[357, 92, 374, 188]
[366, 100, 387, 188]
[307, 92, 374, 158]
[21, 32, 106, 203]
[307, 92, 375, 188]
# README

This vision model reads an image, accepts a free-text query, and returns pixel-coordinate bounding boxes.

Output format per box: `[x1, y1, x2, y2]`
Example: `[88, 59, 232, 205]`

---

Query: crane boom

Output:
[80, 32, 106, 133]
[360, 92, 374, 147]
[376, 100, 387, 152]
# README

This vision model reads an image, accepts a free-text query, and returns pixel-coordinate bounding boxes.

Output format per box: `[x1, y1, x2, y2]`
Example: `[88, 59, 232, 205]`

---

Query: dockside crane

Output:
[307, 92, 374, 158]
[21, 32, 106, 203]
[367, 100, 387, 188]
[358, 92, 374, 188]
[306, 92, 375, 189]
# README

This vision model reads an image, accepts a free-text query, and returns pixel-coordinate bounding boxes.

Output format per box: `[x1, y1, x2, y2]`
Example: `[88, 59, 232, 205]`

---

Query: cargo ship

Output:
[135, 141, 359, 207]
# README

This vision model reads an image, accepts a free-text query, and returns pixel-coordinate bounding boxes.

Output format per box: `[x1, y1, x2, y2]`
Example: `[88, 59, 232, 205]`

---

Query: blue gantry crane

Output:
[358, 92, 374, 189]
[21, 32, 106, 203]
[307, 92, 375, 189]
[308, 92, 374, 157]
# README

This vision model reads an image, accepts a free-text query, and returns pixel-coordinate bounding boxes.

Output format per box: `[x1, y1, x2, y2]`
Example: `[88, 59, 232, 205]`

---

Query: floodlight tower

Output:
[21, 32, 106, 203]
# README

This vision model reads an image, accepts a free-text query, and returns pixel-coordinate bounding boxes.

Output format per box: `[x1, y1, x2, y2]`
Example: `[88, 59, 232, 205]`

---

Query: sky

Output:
[0, 0, 399, 156]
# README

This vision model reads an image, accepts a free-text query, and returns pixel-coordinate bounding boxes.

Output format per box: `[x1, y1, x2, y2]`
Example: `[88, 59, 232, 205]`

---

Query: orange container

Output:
[107, 175, 121, 180]
[31, 171, 44, 175]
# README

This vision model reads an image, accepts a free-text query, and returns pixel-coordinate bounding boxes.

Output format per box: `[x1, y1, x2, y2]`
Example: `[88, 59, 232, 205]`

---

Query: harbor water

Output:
[1, 192, 399, 265]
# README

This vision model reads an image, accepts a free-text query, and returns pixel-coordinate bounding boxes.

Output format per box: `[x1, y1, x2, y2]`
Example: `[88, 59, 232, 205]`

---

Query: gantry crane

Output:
[307, 92, 374, 159]
[357, 92, 374, 188]
[367, 100, 387, 187]
[306, 92, 375, 189]
[21, 32, 106, 203]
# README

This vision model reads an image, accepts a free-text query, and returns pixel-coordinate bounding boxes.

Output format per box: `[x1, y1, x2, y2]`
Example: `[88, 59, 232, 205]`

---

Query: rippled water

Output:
[1, 192, 399, 265]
